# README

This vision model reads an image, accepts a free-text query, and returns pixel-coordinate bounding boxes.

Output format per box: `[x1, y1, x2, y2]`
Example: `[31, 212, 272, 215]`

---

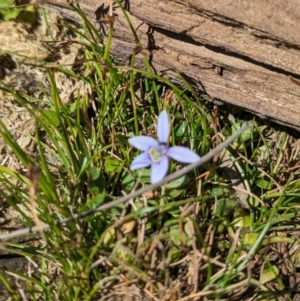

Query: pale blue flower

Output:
[128, 110, 200, 184]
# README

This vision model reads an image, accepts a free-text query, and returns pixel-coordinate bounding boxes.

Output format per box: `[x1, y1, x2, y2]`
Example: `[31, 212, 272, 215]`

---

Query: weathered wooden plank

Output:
[130, 0, 300, 75]
[41, 0, 300, 130]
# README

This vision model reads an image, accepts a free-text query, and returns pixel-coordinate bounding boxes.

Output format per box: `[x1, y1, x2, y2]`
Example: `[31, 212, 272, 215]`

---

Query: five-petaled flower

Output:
[128, 110, 200, 184]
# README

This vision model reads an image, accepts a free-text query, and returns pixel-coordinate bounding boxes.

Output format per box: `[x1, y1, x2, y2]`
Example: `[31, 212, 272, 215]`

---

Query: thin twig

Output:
[0, 122, 250, 241]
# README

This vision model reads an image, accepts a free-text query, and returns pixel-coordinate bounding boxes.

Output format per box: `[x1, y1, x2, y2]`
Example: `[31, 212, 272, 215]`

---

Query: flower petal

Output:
[157, 110, 170, 144]
[128, 136, 158, 151]
[130, 152, 152, 170]
[167, 146, 200, 163]
[151, 156, 169, 184]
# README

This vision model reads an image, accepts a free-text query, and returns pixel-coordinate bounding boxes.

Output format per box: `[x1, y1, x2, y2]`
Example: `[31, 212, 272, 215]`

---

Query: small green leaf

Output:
[165, 175, 190, 189]
[232, 214, 251, 228]
[0, 7, 22, 20]
[211, 187, 227, 197]
[41, 110, 60, 127]
[175, 121, 189, 138]
[121, 171, 135, 191]
[170, 228, 183, 245]
[0, 0, 15, 8]
[137, 168, 151, 183]
[211, 184, 233, 197]
[167, 246, 182, 263]
[215, 199, 239, 217]
[167, 188, 185, 198]
[81, 193, 105, 211]
[110, 203, 124, 215]
[104, 158, 122, 173]
[293, 251, 300, 268]
[260, 266, 279, 284]
[90, 166, 100, 180]
[69, 101, 78, 113]
[256, 178, 273, 189]
[0, 2, 36, 23]
[243, 232, 259, 246]
[231, 123, 252, 142]
[145, 219, 156, 230]
[89, 166, 106, 194]
[116, 133, 128, 145]
[16, 5, 36, 24]
[102, 228, 115, 248]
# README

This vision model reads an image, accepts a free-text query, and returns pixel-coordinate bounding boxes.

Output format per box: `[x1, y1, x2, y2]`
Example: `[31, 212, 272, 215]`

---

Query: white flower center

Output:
[149, 147, 164, 162]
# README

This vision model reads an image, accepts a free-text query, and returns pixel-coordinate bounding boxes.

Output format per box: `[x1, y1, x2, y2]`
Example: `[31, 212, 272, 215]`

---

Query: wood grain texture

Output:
[41, 0, 300, 130]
